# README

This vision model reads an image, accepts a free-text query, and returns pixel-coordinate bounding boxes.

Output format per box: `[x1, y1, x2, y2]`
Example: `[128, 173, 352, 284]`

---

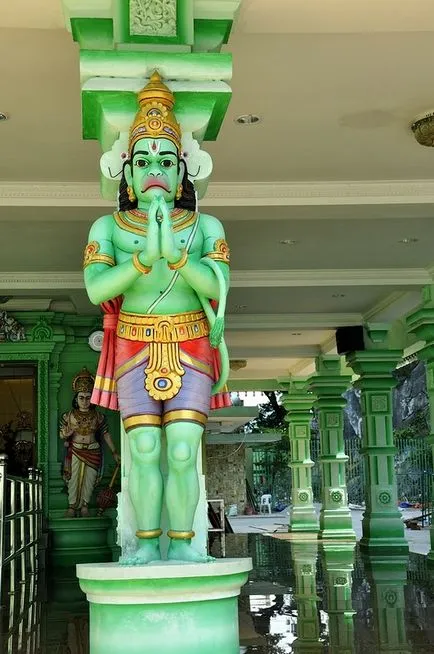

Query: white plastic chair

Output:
[259, 494, 272, 514]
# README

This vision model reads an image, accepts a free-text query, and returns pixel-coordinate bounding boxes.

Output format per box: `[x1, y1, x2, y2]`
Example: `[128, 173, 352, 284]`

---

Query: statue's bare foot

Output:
[80, 506, 90, 518]
[167, 540, 215, 563]
[120, 540, 162, 566]
[64, 507, 75, 518]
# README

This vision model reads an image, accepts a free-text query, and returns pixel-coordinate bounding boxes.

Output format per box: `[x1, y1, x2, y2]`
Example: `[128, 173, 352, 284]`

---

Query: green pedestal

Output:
[281, 379, 319, 533]
[77, 558, 252, 654]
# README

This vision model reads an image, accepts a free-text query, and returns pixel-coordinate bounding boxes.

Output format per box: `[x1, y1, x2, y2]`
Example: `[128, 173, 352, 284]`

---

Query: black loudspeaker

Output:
[335, 326, 366, 355]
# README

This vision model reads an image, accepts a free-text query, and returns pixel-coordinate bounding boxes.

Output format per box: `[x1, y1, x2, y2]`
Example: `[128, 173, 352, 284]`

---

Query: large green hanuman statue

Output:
[83, 72, 230, 564]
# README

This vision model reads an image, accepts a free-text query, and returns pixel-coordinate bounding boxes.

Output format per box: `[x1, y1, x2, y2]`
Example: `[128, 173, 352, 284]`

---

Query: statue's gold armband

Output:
[206, 239, 230, 265]
[83, 241, 115, 269]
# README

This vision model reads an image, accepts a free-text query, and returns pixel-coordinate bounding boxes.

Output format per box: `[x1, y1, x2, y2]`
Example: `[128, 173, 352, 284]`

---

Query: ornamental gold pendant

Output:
[144, 341, 185, 401]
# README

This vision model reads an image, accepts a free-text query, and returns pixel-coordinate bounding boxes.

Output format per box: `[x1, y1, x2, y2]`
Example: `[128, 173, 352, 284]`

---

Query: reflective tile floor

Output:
[4, 534, 434, 653]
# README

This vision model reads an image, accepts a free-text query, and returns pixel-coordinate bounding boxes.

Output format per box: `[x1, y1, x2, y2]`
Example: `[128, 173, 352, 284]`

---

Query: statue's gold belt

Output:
[116, 310, 209, 343]
[116, 310, 209, 401]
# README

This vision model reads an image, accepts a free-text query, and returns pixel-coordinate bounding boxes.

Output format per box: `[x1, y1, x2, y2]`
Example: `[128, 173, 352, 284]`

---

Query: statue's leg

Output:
[66, 452, 81, 516]
[79, 465, 98, 517]
[165, 421, 213, 563]
[115, 342, 164, 564]
[163, 345, 214, 562]
[128, 424, 163, 564]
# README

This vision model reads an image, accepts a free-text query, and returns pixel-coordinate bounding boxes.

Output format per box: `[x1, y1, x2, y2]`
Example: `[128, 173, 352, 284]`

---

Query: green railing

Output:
[344, 435, 433, 510]
[0, 454, 43, 654]
[257, 434, 433, 513]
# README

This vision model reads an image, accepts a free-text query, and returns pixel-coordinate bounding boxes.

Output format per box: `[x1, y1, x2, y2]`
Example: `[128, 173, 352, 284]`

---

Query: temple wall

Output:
[205, 443, 247, 515]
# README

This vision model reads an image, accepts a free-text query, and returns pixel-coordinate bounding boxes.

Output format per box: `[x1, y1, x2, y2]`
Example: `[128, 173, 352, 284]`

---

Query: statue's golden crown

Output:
[72, 367, 95, 394]
[129, 71, 182, 156]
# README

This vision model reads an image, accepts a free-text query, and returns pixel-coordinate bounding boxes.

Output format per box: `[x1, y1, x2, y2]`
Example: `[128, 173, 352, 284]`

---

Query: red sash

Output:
[91, 297, 231, 411]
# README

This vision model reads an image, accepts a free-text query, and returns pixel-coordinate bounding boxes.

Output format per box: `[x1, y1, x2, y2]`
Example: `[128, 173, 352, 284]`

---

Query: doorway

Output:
[0, 364, 37, 476]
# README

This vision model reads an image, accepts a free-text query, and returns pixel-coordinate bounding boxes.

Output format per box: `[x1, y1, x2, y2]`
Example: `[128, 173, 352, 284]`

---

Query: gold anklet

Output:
[135, 528, 162, 539]
[168, 249, 188, 271]
[167, 529, 195, 540]
[132, 252, 152, 275]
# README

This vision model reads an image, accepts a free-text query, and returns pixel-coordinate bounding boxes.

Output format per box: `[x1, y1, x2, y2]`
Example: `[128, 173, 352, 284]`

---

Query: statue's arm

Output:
[177, 214, 230, 300]
[98, 414, 120, 463]
[84, 215, 142, 305]
[59, 412, 73, 439]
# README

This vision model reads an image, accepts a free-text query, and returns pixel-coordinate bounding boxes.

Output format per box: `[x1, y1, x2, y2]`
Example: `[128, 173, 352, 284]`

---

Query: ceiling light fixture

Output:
[398, 237, 418, 244]
[230, 359, 247, 372]
[411, 111, 434, 147]
[0, 112, 9, 122]
[235, 114, 261, 125]
[279, 239, 298, 245]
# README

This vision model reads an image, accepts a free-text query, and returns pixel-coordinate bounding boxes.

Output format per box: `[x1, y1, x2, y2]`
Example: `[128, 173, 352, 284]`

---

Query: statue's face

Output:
[77, 392, 91, 411]
[125, 137, 182, 206]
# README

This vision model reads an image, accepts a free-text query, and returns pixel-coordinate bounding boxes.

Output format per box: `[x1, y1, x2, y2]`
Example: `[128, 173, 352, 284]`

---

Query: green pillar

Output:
[281, 379, 319, 533]
[309, 357, 355, 541]
[321, 543, 356, 654]
[291, 540, 323, 653]
[346, 343, 407, 555]
[407, 286, 434, 563]
[363, 553, 410, 654]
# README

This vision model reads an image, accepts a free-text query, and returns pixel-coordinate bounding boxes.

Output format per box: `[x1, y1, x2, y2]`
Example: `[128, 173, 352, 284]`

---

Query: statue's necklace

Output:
[72, 409, 95, 433]
[128, 207, 187, 225]
[116, 208, 197, 236]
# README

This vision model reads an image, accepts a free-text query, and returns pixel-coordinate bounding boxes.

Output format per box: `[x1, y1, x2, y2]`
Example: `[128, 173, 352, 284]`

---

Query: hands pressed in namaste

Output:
[139, 196, 182, 268]
[158, 196, 182, 265]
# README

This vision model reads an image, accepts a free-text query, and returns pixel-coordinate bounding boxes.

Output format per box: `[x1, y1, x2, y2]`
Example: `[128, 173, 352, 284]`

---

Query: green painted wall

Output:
[0, 310, 120, 565]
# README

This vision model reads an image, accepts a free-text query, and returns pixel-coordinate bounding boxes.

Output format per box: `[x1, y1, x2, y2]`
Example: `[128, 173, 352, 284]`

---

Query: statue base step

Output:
[49, 516, 114, 567]
[77, 558, 252, 654]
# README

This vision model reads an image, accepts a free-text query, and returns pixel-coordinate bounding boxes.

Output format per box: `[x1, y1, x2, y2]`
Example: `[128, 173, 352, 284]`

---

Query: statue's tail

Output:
[198, 258, 229, 394]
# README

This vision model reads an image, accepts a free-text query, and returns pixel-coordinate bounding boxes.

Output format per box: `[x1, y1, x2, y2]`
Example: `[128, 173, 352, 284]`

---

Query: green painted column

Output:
[309, 357, 355, 541]
[346, 344, 407, 555]
[281, 379, 319, 533]
[407, 286, 434, 563]
[321, 543, 356, 654]
[291, 540, 323, 652]
[362, 553, 410, 654]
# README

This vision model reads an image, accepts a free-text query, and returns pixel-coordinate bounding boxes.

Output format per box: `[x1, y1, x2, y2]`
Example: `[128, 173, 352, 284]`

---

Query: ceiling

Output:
[1, 0, 434, 381]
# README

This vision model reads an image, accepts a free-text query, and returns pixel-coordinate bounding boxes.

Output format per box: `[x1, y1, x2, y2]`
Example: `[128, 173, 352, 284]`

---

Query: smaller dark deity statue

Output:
[60, 368, 120, 517]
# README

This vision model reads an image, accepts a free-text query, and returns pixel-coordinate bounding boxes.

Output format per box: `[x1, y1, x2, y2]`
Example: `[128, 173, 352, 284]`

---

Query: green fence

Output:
[253, 435, 433, 514]
[343, 434, 433, 509]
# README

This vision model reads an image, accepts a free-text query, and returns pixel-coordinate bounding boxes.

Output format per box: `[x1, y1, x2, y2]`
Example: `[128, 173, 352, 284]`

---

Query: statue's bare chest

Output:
[69, 410, 98, 438]
[112, 210, 203, 257]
